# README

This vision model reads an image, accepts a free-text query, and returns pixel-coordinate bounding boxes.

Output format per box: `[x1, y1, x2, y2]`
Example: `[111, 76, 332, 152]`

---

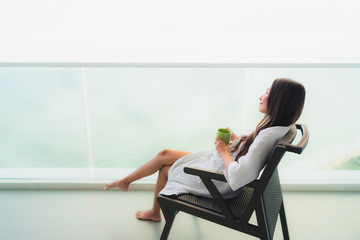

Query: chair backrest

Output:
[262, 168, 284, 238]
[242, 124, 309, 237]
[259, 125, 298, 190]
[258, 124, 309, 192]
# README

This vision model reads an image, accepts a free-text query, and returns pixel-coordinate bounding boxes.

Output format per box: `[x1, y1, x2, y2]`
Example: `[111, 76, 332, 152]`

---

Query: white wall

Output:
[1, 0, 359, 63]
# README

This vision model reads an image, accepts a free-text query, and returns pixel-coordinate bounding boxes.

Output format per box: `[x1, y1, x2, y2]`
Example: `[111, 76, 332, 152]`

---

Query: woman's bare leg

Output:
[135, 165, 171, 222]
[105, 149, 191, 221]
[104, 149, 191, 191]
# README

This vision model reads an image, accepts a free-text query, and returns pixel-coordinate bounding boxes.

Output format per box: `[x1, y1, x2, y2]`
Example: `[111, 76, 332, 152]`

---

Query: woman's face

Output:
[259, 88, 270, 114]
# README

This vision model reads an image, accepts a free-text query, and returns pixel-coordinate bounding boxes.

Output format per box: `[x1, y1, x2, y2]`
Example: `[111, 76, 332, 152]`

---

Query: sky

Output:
[0, 0, 359, 63]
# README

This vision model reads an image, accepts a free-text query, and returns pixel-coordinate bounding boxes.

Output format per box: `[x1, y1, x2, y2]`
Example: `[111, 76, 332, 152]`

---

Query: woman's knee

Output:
[156, 149, 190, 165]
[157, 149, 171, 157]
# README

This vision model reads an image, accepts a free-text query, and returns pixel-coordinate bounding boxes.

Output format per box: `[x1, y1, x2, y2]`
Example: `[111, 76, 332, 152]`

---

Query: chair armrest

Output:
[184, 166, 227, 182]
[185, 166, 260, 188]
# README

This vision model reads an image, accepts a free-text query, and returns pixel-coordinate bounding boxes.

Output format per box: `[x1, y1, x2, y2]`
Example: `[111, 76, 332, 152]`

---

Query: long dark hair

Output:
[231, 78, 306, 161]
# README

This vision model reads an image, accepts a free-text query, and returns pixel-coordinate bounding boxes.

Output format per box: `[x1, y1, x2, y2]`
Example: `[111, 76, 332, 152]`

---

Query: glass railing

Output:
[1, 64, 359, 186]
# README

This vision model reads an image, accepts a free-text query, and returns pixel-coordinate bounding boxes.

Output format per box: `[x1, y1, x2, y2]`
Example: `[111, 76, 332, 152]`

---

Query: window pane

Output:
[1, 66, 359, 184]
[0, 67, 88, 168]
[85, 67, 245, 168]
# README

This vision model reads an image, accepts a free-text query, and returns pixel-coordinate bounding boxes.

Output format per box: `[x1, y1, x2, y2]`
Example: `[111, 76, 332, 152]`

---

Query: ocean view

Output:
[0, 66, 359, 174]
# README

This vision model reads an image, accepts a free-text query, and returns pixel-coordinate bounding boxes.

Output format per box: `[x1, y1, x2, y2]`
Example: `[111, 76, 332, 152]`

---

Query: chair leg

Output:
[279, 202, 290, 240]
[159, 206, 178, 240]
[256, 201, 271, 240]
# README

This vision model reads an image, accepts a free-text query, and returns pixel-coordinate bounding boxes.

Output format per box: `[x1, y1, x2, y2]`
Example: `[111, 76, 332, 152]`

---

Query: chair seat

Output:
[174, 187, 254, 219]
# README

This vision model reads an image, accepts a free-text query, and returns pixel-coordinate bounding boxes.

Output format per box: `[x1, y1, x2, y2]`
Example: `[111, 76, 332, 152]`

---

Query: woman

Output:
[105, 78, 306, 222]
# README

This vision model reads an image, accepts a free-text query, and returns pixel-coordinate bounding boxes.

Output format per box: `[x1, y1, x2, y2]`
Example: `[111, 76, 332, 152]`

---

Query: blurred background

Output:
[0, 0, 359, 185]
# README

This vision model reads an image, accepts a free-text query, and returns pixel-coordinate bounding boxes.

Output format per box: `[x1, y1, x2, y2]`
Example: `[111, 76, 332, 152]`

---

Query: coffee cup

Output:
[216, 128, 232, 145]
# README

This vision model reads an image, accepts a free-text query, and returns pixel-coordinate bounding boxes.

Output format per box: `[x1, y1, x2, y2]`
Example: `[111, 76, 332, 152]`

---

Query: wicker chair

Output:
[157, 124, 309, 240]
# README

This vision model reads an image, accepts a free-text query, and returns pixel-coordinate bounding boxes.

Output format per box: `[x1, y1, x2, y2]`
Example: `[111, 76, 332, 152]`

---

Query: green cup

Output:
[216, 128, 232, 145]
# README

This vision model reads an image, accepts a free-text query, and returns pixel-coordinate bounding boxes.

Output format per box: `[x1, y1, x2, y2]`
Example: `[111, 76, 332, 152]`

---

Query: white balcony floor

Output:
[0, 189, 359, 240]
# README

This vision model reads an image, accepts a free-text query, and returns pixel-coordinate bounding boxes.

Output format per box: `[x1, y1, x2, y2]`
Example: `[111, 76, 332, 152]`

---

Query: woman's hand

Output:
[215, 137, 234, 175]
[215, 137, 229, 155]
[226, 127, 239, 142]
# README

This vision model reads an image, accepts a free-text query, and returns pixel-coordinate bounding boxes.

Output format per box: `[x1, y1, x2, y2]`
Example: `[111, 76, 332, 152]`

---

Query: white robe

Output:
[159, 126, 291, 199]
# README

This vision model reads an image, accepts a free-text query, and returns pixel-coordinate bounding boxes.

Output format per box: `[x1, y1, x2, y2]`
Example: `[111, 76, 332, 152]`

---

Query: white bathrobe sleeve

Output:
[224, 127, 288, 191]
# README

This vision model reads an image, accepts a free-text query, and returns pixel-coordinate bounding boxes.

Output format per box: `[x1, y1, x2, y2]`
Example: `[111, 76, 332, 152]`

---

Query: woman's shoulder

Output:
[261, 125, 292, 133]
[256, 125, 292, 141]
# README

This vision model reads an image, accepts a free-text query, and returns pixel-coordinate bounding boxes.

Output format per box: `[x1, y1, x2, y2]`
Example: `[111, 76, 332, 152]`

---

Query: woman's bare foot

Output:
[135, 209, 161, 222]
[104, 179, 130, 191]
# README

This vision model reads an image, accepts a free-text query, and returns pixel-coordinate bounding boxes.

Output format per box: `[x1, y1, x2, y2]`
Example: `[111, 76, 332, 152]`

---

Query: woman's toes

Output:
[135, 210, 161, 222]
